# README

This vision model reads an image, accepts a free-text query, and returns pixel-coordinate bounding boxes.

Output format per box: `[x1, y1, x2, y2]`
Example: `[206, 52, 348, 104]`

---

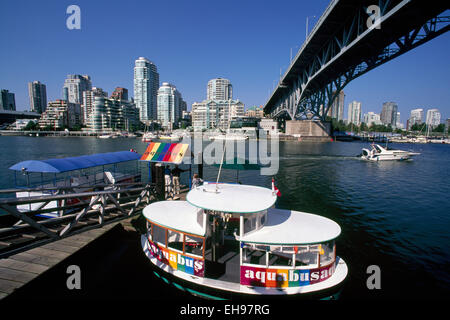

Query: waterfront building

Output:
[407, 108, 424, 130]
[363, 112, 382, 127]
[347, 101, 361, 126]
[28, 81, 47, 114]
[380, 102, 398, 127]
[63, 75, 92, 105]
[134, 57, 159, 122]
[396, 112, 404, 129]
[38, 99, 81, 129]
[258, 118, 278, 135]
[426, 108, 441, 128]
[0, 89, 16, 111]
[87, 96, 138, 132]
[330, 90, 345, 121]
[207, 78, 232, 101]
[192, 99, 244, 130]
[157, 82, 186, 130]
[82, 87, 108, 125]
[0, 110, 40, 127]
[245, 105, 264, 118]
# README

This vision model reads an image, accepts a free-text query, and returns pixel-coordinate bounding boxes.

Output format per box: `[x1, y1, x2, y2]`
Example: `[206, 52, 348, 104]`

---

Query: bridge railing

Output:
[0, 182, 156, 258]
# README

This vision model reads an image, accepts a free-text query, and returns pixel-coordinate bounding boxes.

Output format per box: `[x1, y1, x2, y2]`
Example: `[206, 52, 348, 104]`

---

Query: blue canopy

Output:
[9, 151, 142, 173]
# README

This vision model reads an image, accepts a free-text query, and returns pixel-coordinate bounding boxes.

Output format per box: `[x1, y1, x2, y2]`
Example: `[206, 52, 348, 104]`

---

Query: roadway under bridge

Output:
[264, 0, 450, 124]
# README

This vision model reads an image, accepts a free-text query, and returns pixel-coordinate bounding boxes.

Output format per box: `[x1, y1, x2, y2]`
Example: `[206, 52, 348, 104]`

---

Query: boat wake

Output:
[279, 155, 361, 161]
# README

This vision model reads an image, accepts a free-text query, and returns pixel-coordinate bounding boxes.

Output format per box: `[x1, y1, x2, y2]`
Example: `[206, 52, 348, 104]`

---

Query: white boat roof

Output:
[186, 183, 277, 213]
[240, 208, 341, 245]
[143, 201, 205, 236]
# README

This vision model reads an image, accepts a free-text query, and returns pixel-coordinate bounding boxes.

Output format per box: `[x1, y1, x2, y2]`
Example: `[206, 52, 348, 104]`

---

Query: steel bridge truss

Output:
[269, 1, 450, 121]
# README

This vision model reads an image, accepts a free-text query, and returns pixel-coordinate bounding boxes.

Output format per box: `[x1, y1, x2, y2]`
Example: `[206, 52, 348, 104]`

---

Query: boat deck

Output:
[204, 240, 240, 284]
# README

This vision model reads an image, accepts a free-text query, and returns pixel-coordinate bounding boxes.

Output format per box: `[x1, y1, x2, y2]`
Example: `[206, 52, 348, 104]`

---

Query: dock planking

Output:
[0, 222, 119, 299]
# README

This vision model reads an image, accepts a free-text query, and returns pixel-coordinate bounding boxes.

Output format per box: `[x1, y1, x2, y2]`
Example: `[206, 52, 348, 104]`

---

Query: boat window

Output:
[268, 252, 292, 267]
[152, 224, 166, 247]
[244, 217, 257, 234]
[184, 234, 204, 257]
[374, 145, 382, 153]
[319, 241, 335, 266]
[294, 246, 318, 267]
[167, 229, 183, 252]
[242, 247, 268, 266]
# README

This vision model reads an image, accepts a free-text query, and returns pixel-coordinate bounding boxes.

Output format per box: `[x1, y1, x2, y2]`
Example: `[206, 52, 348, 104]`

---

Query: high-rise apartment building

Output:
[82, 87, 108, 125]
[157, 82, 186, 130]
[63, 75, 92, 104]
[347, 101, 361, 126]
[363, 112, 381, 127]
[380, 102, 398, 127]
[207, 78, 232, 100]
[134, 57, 159, 122]
[0, 89, 16, 111]
[28, 81, 47, 114]
[330, 90, 345, 121]
[88, 96, 139, 132]
[426, 109, 441, 128]
[192, 99, 244, 130]
[111, 87, 128, 101]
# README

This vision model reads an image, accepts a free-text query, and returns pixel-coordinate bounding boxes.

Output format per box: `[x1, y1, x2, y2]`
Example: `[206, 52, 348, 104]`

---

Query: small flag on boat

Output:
[272, 178, 281, 197]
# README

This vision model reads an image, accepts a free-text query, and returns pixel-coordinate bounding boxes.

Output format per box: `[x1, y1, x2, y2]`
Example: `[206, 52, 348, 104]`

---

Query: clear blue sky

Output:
[1, 0, 449, 125]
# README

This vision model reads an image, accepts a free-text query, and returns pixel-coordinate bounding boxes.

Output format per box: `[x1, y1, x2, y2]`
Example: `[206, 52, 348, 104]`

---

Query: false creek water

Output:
[0, 135, 449, 300]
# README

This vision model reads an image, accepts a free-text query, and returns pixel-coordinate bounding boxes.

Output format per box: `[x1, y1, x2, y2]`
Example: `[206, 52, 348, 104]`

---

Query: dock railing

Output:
[0, 182, 156, 258]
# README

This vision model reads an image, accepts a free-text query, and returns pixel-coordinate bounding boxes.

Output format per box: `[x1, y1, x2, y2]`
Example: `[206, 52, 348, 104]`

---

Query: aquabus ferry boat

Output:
[141, 181, 348, 300]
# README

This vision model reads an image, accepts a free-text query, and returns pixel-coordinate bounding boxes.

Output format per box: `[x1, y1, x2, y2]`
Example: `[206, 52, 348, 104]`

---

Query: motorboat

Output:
[140, 182, 348, 299]
[360, 144, 420, 161]
[209, 133, 249, 141]
[142, 132, 157, 142]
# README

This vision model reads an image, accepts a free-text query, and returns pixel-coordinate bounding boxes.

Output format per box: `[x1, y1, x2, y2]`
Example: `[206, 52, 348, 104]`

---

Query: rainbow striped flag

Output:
[140, 142, 189, 164]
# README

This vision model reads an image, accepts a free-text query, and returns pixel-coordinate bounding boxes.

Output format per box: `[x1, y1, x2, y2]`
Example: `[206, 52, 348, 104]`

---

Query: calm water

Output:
[1, 135, 449, 300]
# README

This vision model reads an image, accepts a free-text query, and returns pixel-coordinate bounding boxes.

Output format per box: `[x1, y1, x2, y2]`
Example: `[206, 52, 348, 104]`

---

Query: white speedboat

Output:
[209, 133, 249, 141]
[142, 132, 157, 142]
[141, 182, 347, 300]
[361, 144, 420, 161]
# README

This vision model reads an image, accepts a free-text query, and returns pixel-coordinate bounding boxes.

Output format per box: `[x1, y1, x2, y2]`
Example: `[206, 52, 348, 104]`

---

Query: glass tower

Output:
[134, 57, 159, 122]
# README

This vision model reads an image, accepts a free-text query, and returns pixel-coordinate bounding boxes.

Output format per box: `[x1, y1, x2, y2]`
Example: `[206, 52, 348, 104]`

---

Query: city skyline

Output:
[0, 1, 449, 123]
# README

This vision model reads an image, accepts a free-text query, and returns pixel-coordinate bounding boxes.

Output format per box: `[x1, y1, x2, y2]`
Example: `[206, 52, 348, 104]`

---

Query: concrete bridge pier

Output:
[285, 120, 332, 142]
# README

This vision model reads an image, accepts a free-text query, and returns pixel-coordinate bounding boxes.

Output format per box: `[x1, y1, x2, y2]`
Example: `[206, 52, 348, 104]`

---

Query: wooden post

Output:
[198, 152, 203, 179]
[150, 162, 156, 183]
[154, 163, 165, 201]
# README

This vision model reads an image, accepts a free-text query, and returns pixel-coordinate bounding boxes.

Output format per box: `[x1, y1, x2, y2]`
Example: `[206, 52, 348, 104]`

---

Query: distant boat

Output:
[98, 134, 113, 139]
[361, 144, 420, 161]
[142, 132, 157, 142]
[209, 133, 248, 141]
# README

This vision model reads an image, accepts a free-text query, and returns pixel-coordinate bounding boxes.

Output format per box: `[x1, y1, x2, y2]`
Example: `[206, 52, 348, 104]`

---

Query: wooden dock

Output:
[0, 222, 118, 299]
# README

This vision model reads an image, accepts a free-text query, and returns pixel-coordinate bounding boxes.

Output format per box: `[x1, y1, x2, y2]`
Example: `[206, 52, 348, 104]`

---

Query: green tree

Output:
[23, 121, 38, 131]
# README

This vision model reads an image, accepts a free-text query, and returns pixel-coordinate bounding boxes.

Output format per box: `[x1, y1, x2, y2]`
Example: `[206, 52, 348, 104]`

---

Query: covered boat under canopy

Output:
[239, 208, 341, 245]
[186, 183, 277, 213]
[9, 151, 142, 173]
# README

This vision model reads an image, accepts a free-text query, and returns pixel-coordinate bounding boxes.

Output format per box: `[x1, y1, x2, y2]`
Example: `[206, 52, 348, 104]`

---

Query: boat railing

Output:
[0, 182, 157, 259]
[241, 242, 336, 270]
